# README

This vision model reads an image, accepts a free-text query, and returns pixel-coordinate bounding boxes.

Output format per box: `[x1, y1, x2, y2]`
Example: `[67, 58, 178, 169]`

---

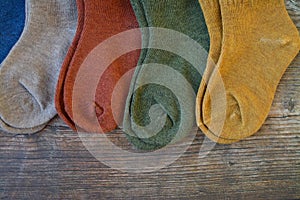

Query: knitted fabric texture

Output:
[196, 0, 300, 144]
[56, 0, 141, 133]
[0, 0, 77, 133]
[0, 0, 25, 63]
[123, 0, 209, 150]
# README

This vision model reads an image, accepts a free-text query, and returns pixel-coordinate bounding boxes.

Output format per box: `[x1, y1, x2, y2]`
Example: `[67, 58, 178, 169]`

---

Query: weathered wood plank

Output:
[0, 1, 299, 199]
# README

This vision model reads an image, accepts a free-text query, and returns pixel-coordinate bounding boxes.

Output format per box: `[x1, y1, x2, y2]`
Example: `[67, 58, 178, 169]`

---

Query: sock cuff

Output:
[199, 0, 220, 8]
[220, 0, 284, 8]
[27, 0, 77, 25]
[198, 0, 221, 28]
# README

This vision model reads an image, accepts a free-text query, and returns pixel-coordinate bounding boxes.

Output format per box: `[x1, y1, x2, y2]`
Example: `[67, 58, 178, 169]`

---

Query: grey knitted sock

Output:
[0, 0, 77, 134]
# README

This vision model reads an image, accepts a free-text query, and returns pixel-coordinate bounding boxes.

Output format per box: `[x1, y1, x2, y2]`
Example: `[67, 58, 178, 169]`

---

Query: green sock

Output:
[123, 0, 210, 150]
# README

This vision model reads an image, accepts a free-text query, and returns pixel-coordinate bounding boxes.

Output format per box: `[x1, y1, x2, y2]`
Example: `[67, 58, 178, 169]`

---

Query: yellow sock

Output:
[196, 0, 238, 143]
[198, 0, 222, 65]
[198, 0, 300, 144]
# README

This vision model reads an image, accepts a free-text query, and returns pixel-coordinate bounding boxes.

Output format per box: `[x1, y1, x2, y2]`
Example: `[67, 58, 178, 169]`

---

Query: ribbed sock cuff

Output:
[199, 0, 221, 26]
[220, 0, 284, 8]
[199, 0, 220, 8]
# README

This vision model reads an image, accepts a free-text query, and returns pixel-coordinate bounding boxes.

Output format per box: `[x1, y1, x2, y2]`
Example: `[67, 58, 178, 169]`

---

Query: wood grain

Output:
[0, 1, 299, 199]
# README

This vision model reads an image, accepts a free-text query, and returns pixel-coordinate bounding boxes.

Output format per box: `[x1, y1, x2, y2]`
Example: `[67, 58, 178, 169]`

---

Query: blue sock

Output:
[0, 0, 25, 63]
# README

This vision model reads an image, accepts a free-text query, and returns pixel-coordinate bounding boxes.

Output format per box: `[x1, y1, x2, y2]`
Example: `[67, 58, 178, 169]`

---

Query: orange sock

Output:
[55, 0, 84, 130]
[57, 0, 141, 133]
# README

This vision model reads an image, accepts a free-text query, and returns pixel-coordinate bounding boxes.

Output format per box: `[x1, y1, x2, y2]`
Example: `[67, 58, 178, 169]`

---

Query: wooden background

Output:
[0, 1, 299, 199]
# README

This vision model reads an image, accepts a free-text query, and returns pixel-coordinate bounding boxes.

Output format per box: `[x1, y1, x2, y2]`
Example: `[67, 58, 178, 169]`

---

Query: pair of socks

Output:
[197, 0, 300, 144]
[0, 0, 25, 63]
[55, 0, 141, 133]
[0, 0, 77, 133]
[123, 0, 210, 150]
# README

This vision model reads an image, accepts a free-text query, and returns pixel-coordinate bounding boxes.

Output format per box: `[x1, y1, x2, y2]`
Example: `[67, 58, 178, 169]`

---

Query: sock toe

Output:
[0, 82, 55, 129]
[202, 84, 244, 143]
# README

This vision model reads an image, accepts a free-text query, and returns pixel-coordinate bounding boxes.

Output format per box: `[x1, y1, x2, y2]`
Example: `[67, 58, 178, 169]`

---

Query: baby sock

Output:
[123, 0, 210, 150]
[61, 0, 141, 133]
[199, 0, 300, 143]
[55, 0, 85, 130]
[198, 0, 222, 66]
[0, 0, 77, 133]
[196, 0, 231, 142]
[0, 0, 25, 63]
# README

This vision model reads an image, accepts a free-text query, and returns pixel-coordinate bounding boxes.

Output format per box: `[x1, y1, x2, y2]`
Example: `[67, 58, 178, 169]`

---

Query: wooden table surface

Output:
[0, 1, 299, 199]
